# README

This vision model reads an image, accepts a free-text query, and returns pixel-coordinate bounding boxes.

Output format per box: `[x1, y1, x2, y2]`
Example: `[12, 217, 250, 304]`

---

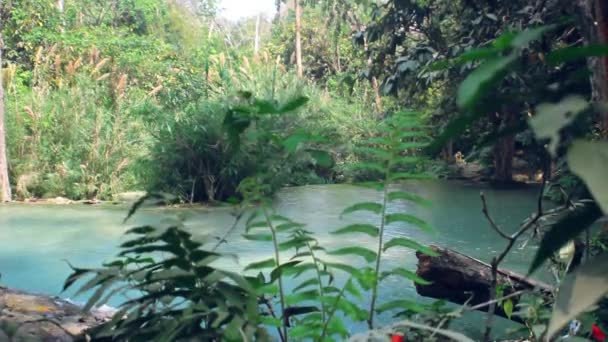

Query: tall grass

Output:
[5, 47, 147, 200]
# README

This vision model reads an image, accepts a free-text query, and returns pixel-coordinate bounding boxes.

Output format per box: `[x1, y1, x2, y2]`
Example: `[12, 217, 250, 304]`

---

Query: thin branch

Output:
[482, 177, 546, 342]
[468, 289, 528, 311]
[211, 209, 243, 252]
[480, 192, 511, 240]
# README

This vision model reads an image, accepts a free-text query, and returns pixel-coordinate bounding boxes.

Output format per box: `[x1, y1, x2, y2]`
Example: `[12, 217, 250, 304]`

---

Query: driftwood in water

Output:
[415, 245, 553, 322]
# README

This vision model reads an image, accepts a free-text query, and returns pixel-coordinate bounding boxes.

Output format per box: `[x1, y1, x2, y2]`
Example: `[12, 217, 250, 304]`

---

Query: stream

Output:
[0, 180, 545, 339]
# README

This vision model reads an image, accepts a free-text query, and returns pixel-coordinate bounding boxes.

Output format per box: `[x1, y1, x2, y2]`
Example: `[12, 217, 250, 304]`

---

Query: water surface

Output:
[0, 180, 544, 339]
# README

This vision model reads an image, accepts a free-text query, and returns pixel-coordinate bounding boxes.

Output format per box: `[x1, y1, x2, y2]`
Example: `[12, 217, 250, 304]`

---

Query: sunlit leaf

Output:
[278, 96, 309, 112]
[504, 299, 513, 320]
[293, 278, 319, 292]
[568, 140, 608, 213]
[382, 267, 431, 285]
[341, 202, 383, 216]
[546, 254, 608, 339]
[529, 96, 589, 155]
[529, 200, 602, 274]
[276, 222, 306, 232]
[385, 213, 433, 232]
[328, 247, 378, 262]
[244, 258, 276, 271]
[331, 224, 379, 237]
[270, 260, 303, 283]
[389, 172, 433, 181]
[242, 233, 273, 242]
[286, 290, 319, 305]
[388, 191, 431, 207]
[384, 238, 438, 256]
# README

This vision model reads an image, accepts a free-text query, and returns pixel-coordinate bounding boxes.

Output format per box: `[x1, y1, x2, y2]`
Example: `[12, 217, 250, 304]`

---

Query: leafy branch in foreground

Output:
[340, 111, 438, 329]
[63, 220, 266, 342]
[239, 176, 368, 341]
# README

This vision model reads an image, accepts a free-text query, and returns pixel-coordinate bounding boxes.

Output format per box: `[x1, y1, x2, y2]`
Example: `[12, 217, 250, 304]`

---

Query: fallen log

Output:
[415, 245, 554, 322]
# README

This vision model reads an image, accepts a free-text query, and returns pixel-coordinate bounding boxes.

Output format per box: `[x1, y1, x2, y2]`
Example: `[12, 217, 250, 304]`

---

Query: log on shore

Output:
[415, 245, 553, 322]
[0, 286, 113, 341]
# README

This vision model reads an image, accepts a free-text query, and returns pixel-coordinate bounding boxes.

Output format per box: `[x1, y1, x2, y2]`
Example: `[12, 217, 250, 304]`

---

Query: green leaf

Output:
[504, 299, 513, 319]
[456, 47, 499, 63]
[242, 233, 273, 242]
[385, 213, 433, 232]
[546, 253, 608, 339]
[510, 25, 555, 48]
[276, 222, 306, 232]
[308, 149, 333, 168]
[344, 278, 363, 300]
[331, 224, 379, 237]
[347, 161, 386, 174]
[492, 31, 518, 50]
[270, 260, 302, 283]
[382, 267, 431, 285]
[568, 140, 608, 213]
[283, 132, 309, 153]
[529, 200, 602, 274]
[355, 181, 385, 191]
[244, 258, 276, 271]
[288, 325, 317, 339]
[388, 191, 431, 207]
[353, 147, 392, 161]
[341, 202, 383, 216]
[328, 247, 378, 263]
[384, 238, 438, 256]
[457, 53, 518, 109]
[547, 44, 608, 65]
[376, 299, 426, 314]
[286, 290, 319, 305]
[389, 172, 433, 181]
[326, 316, 349, 337]
[529, 96, 589, 155]
[260, 316, 282, 327]
[279, 236, 315, 251]
[293, 278, 319, 292]
[325, 262, 362, 278]
[253, 99, 279, 114]
[255, 283, 279, 296]
[278, 96, 309, 112]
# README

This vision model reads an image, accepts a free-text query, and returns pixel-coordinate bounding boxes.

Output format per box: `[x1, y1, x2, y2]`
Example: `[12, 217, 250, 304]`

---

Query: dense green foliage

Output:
[0, 0, 381, 202]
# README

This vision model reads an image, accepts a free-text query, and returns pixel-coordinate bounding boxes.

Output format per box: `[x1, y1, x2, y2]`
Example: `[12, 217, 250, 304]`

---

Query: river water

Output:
[0, 180, 545, 339]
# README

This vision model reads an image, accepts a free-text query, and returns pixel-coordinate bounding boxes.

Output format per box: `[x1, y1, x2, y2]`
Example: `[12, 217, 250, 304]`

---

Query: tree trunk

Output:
[0, 33, 12, 202]
[491, 110, 517, 185]
[577, 0, 608, 137]
[415, 246, 553, 322]
[254, 13, 261, 57]
[492, 134, 515, 184]
[294, 0, 303, 78]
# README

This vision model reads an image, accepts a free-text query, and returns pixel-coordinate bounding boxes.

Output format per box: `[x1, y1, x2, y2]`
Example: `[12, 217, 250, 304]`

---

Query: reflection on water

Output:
[0, 180, 543, 339]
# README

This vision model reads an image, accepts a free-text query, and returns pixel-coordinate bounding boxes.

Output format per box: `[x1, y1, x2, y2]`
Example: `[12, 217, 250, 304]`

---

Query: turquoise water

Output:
[0, 180, 544, 339]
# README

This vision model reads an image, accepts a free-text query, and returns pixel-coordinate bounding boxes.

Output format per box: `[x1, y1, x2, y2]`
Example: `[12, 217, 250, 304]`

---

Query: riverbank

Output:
[0, 286, 113, 341]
